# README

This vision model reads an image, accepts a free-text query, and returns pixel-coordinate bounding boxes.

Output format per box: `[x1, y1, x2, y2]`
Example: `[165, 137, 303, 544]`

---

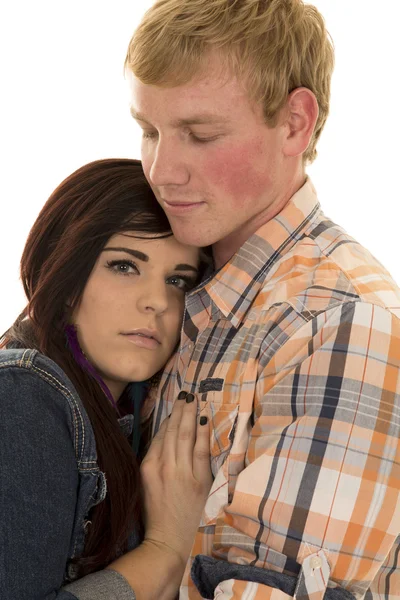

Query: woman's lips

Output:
[121, 329, 161, 350]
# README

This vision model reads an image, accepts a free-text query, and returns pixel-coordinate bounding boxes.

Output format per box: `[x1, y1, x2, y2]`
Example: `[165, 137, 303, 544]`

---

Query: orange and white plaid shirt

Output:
[152, 179, 400, 599]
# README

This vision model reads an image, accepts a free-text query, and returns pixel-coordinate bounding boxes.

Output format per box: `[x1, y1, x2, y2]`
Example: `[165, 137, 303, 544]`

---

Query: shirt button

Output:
[310, 556, 322, 570]
[188, 343, 193, 351]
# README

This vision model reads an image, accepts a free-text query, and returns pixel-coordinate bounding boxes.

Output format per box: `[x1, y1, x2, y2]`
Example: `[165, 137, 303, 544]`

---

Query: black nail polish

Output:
[177, 391, 188, 400]
[200, 416, 208, 426]
[186, 393, 195, 403]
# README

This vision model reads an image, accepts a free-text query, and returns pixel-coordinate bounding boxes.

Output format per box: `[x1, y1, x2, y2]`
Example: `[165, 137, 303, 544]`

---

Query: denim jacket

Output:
[0, 348, 139, 600]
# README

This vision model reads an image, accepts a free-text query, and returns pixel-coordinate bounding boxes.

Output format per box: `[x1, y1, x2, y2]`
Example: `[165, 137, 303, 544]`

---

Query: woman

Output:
[0, 158, 212, 600]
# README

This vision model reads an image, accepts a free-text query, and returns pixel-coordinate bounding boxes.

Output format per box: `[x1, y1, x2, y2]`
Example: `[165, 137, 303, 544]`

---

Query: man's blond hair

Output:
[125, 0, 334, 163]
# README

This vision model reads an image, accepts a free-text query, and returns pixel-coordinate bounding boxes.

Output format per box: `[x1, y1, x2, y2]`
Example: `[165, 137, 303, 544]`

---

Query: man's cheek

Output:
[206, 147, 267, 201]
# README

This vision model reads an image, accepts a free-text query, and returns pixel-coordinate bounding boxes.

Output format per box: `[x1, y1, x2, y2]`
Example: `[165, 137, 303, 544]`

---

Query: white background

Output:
[1, 1, 399, 334]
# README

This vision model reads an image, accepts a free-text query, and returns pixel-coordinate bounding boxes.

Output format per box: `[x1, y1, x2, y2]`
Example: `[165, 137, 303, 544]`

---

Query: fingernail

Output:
[186, 393, 195, 403]
[177, 391, 188, 400]
[200, 416, 208, 426]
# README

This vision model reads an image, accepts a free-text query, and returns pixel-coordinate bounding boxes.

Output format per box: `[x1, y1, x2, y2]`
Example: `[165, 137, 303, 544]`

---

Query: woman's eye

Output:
[106, 260, 139, 276]
[167, 275, 196, 292]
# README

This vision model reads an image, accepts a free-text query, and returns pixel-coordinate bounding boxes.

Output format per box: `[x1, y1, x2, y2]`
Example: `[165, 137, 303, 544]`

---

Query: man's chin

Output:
[170, 225, 213, 248]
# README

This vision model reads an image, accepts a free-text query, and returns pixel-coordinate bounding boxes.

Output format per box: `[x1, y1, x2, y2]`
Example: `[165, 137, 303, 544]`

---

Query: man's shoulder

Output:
[257, 218, 400, 323]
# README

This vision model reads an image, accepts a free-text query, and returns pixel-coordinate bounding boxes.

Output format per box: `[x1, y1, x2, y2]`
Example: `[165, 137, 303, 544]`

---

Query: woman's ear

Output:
[64, 300, 74, 322]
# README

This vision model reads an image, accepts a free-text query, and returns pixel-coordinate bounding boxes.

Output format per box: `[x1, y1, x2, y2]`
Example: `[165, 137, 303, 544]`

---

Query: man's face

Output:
[129, 54, 290, 266]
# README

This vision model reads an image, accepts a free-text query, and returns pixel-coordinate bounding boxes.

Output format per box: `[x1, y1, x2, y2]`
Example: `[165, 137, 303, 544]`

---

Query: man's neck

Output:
[213, 172, 307, 269]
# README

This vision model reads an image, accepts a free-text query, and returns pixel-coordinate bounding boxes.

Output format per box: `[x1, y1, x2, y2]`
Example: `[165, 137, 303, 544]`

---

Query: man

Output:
[125, 1, 400, 598]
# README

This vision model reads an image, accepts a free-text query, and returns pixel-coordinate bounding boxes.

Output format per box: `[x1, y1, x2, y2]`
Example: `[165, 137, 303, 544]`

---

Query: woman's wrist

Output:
[143, 535, 187, 570]
[107, 538, 186, 600]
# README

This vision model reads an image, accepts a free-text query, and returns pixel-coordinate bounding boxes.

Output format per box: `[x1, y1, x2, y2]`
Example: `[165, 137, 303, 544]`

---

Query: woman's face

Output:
[73, 232, 200, 399]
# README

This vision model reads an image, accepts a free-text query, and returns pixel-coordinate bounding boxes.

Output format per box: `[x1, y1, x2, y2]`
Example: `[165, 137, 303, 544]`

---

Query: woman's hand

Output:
[140, 392, 212, 566]
[107, 394, 212, 599]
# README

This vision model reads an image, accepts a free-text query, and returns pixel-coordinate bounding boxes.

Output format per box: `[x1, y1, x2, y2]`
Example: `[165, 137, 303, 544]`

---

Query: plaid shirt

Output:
[152, 179, 400, 599]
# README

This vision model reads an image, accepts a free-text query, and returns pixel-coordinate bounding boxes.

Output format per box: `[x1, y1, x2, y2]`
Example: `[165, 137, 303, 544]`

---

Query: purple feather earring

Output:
[64, 324, 118, 411]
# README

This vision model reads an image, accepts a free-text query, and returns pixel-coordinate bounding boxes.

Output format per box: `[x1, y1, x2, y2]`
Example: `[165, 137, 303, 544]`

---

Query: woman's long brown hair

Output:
[1, 159, 172, 575]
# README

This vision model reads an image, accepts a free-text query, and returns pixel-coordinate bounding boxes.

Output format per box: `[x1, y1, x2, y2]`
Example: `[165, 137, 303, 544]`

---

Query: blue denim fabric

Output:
[0, 348, 139, 600]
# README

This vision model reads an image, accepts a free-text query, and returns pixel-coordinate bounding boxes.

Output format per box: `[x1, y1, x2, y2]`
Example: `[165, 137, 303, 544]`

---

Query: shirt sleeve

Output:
[0, 365, 81, 599]
[193, 301, 400, 599]
[63, 570, 136, 599]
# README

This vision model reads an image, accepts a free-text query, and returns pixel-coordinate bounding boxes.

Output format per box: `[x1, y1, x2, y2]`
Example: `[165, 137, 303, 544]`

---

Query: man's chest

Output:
[156, 296, 291, 414]
[158, 312, 261, 406]
[154, 307, 276, 481]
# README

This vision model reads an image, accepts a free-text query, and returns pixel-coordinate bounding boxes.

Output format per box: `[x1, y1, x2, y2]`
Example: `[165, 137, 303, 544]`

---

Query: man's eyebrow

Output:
[173, 115, 230, 127]
[103, 247, 149, 262]
[130, 108, 150, 123]
[130, 108, 229, 127]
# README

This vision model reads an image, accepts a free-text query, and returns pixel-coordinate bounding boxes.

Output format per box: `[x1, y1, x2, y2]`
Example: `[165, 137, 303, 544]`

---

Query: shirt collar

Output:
[204, 178, 321, 327]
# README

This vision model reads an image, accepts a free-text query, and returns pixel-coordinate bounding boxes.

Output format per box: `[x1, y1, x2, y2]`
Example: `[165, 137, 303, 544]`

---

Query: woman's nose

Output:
[136, 282, 169, 315]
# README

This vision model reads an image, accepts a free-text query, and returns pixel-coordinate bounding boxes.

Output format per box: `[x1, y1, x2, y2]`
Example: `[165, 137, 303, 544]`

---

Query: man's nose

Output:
[148, 136, 190, 188]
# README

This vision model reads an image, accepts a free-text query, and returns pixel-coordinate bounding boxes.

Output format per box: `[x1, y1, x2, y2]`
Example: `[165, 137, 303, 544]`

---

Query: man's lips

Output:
[161, 198, 205, 213]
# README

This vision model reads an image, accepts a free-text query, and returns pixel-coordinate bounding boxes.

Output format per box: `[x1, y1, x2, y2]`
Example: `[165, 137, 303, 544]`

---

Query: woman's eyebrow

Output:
[103, 248, 198, 273]
[103, 247, 148, 262]
[175, 264, 199, 273]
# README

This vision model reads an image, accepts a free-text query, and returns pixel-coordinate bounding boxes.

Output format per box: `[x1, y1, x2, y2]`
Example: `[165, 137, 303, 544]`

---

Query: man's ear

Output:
[282, 87, 319, 158]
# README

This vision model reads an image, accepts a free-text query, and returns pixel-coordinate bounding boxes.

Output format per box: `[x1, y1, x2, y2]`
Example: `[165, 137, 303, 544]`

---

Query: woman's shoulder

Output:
[2, 346, 69, 381]
[0, 349, 106, 589]
[0, 347, 98, 467]
[0, 347, 82, 412]
[1, 346, 70, 378]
